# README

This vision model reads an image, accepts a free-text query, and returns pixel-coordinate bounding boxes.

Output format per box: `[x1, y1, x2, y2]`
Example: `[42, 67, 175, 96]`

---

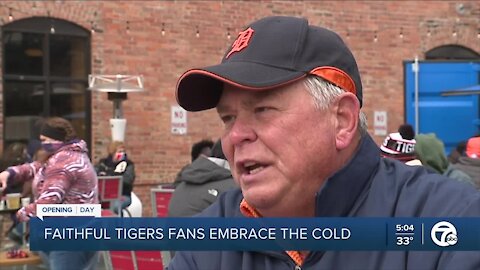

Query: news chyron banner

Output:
[30, 204, 479, 251]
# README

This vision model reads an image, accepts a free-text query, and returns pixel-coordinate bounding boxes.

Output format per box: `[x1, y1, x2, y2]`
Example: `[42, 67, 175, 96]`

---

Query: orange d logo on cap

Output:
[226, 28, 254, 59]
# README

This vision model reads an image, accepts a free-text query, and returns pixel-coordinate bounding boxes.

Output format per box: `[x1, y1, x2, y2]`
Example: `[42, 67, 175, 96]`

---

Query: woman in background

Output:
[0, 142, 30, 245]
[95, 141, 136, 215]
[0, 117, 99, 270]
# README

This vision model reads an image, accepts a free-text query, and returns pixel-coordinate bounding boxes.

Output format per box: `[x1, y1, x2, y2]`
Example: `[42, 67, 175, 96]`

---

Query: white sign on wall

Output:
[171, 105, 187, 135]
[373, 111, 388, 136]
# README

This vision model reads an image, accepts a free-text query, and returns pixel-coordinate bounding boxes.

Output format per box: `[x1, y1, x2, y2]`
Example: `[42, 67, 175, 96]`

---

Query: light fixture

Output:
[91, 11, 97, 34]
[47, 12, 54, 34]
[161, 23, 165, 36]
[8, 8, 13, 21]
[227, 27, 231, 40]
[88, 74, 145, 142]
[373, 31, 378, 43]
[196, 26, 200, 38]
[399, 27, 404, 39]
[88, 74, 145, 93]
[126, 21, 130, 33]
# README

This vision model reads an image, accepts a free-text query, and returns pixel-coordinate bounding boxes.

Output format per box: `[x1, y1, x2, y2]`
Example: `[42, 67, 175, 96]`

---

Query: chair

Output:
[134, 251, 170, 270]
[97, 176, 123, 216]
[104, 250, 137, 270]
[123, 191, 142, 217]
[150, 187, 174, 217]
[104, 250, 170, 270]
[149, 187, 175, 268]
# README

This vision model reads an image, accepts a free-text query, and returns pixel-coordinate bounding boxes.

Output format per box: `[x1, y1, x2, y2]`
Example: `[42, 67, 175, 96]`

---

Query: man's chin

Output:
[243, 193, 277, 212]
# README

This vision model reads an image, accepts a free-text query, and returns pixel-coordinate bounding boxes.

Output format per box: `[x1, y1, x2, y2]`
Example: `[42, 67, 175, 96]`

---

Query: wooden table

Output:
[0, 249, 42, 267]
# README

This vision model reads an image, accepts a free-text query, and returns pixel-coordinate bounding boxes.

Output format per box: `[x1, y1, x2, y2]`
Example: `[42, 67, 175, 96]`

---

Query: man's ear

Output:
[334, 93, 360, 150]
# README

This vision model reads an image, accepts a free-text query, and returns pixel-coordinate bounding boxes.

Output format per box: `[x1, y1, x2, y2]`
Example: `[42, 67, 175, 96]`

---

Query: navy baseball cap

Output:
[176, 16, 362, 111]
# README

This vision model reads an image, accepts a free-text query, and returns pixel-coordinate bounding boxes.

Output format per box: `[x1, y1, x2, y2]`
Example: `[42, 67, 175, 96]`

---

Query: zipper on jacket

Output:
[294, 265, 301, 270]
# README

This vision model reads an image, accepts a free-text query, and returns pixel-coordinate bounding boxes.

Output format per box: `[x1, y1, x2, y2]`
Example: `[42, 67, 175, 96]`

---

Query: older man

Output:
[169, 16, 480, 270]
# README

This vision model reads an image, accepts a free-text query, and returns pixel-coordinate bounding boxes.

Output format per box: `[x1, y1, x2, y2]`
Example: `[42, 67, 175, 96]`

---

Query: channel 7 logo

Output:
[430, 221, 458, 247]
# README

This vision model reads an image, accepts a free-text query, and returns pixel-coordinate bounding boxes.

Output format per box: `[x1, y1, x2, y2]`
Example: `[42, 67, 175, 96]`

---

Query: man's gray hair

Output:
[303, 76, 368, 134]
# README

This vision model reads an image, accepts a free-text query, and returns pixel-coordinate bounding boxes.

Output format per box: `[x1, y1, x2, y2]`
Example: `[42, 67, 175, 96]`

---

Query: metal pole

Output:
[413, 56, 420, 134]
[113, 99, 123, 119]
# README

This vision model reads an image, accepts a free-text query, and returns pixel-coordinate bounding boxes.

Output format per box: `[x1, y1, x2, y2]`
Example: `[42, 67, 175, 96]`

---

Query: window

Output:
[425, 45, 480, 60]
[2, 17, 91, 151]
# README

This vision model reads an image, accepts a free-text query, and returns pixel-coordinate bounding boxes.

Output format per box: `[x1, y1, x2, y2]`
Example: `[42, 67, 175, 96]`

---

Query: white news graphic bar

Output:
[36, 204, 101, 220]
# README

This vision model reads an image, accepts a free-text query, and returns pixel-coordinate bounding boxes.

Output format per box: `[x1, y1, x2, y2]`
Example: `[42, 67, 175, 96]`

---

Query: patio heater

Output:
[88, 74, 144, 142]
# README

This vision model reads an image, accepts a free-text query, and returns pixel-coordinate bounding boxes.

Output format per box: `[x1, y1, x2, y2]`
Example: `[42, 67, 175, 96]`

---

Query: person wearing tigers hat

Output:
[452, 136, 480, 188]
[380, 132, 417, 161]
[380, 124, 422, 166]
[169, 16, 480, 270]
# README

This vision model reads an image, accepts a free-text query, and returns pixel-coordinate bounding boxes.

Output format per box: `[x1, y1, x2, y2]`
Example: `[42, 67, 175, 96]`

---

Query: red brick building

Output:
[0, 1, 479, 215]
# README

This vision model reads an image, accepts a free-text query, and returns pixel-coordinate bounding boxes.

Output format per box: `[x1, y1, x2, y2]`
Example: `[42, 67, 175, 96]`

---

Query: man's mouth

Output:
[244, 161, 266, 175]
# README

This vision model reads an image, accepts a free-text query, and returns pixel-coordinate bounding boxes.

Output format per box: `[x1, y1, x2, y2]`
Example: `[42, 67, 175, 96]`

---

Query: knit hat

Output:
[40, 122, 67, 142]
[398, 124, 415, 140]
[466, 137, 480, 158]
[176, 16, 362, 112]
[380, 132, 417, 162]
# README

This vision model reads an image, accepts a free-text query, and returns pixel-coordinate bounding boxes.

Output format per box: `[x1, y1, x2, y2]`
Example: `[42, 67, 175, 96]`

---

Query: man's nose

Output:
[227, 117, 257, 146]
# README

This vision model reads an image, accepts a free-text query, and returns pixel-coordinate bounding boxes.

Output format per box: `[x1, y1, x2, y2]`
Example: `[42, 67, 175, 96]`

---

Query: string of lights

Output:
[0, 1, 101, 34]
[0, 2, 478, 41]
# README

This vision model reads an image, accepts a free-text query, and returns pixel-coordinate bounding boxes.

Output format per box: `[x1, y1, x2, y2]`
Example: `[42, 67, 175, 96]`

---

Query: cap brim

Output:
[176, 61, 305, 111]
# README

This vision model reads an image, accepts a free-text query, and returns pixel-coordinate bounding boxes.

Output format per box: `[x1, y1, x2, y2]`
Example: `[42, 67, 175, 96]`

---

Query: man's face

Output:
[216, 81, 338, 217]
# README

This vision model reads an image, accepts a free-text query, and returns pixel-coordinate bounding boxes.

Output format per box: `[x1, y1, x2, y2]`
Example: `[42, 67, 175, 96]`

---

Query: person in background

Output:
[0, 142, 29, 194]
[0, 142, 30, 245]
[26, 140, 42, 163]
[168, 139, 236, 217]
[380, 124, 422, 166]
[0, 117, 99, 270]
[415, 133, 473, 185]
[172, 139, 214, 189]
[95, 141, 136, 215]
[448, 140, 467, 164]
[190, 139, 214, 162]
[25, 117, 45, 163]
[170, 16, 480, 269]
[451, 136, 480, 188]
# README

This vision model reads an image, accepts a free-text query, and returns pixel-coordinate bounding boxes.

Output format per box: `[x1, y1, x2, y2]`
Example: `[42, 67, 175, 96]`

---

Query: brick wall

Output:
[0, 1, 479, 216]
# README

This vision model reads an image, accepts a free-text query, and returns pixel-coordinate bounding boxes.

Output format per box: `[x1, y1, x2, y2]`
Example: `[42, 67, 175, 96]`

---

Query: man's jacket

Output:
[169, 156, 236, 217]
[453, 156, 480, 189]
[168, 135, 480, 270]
